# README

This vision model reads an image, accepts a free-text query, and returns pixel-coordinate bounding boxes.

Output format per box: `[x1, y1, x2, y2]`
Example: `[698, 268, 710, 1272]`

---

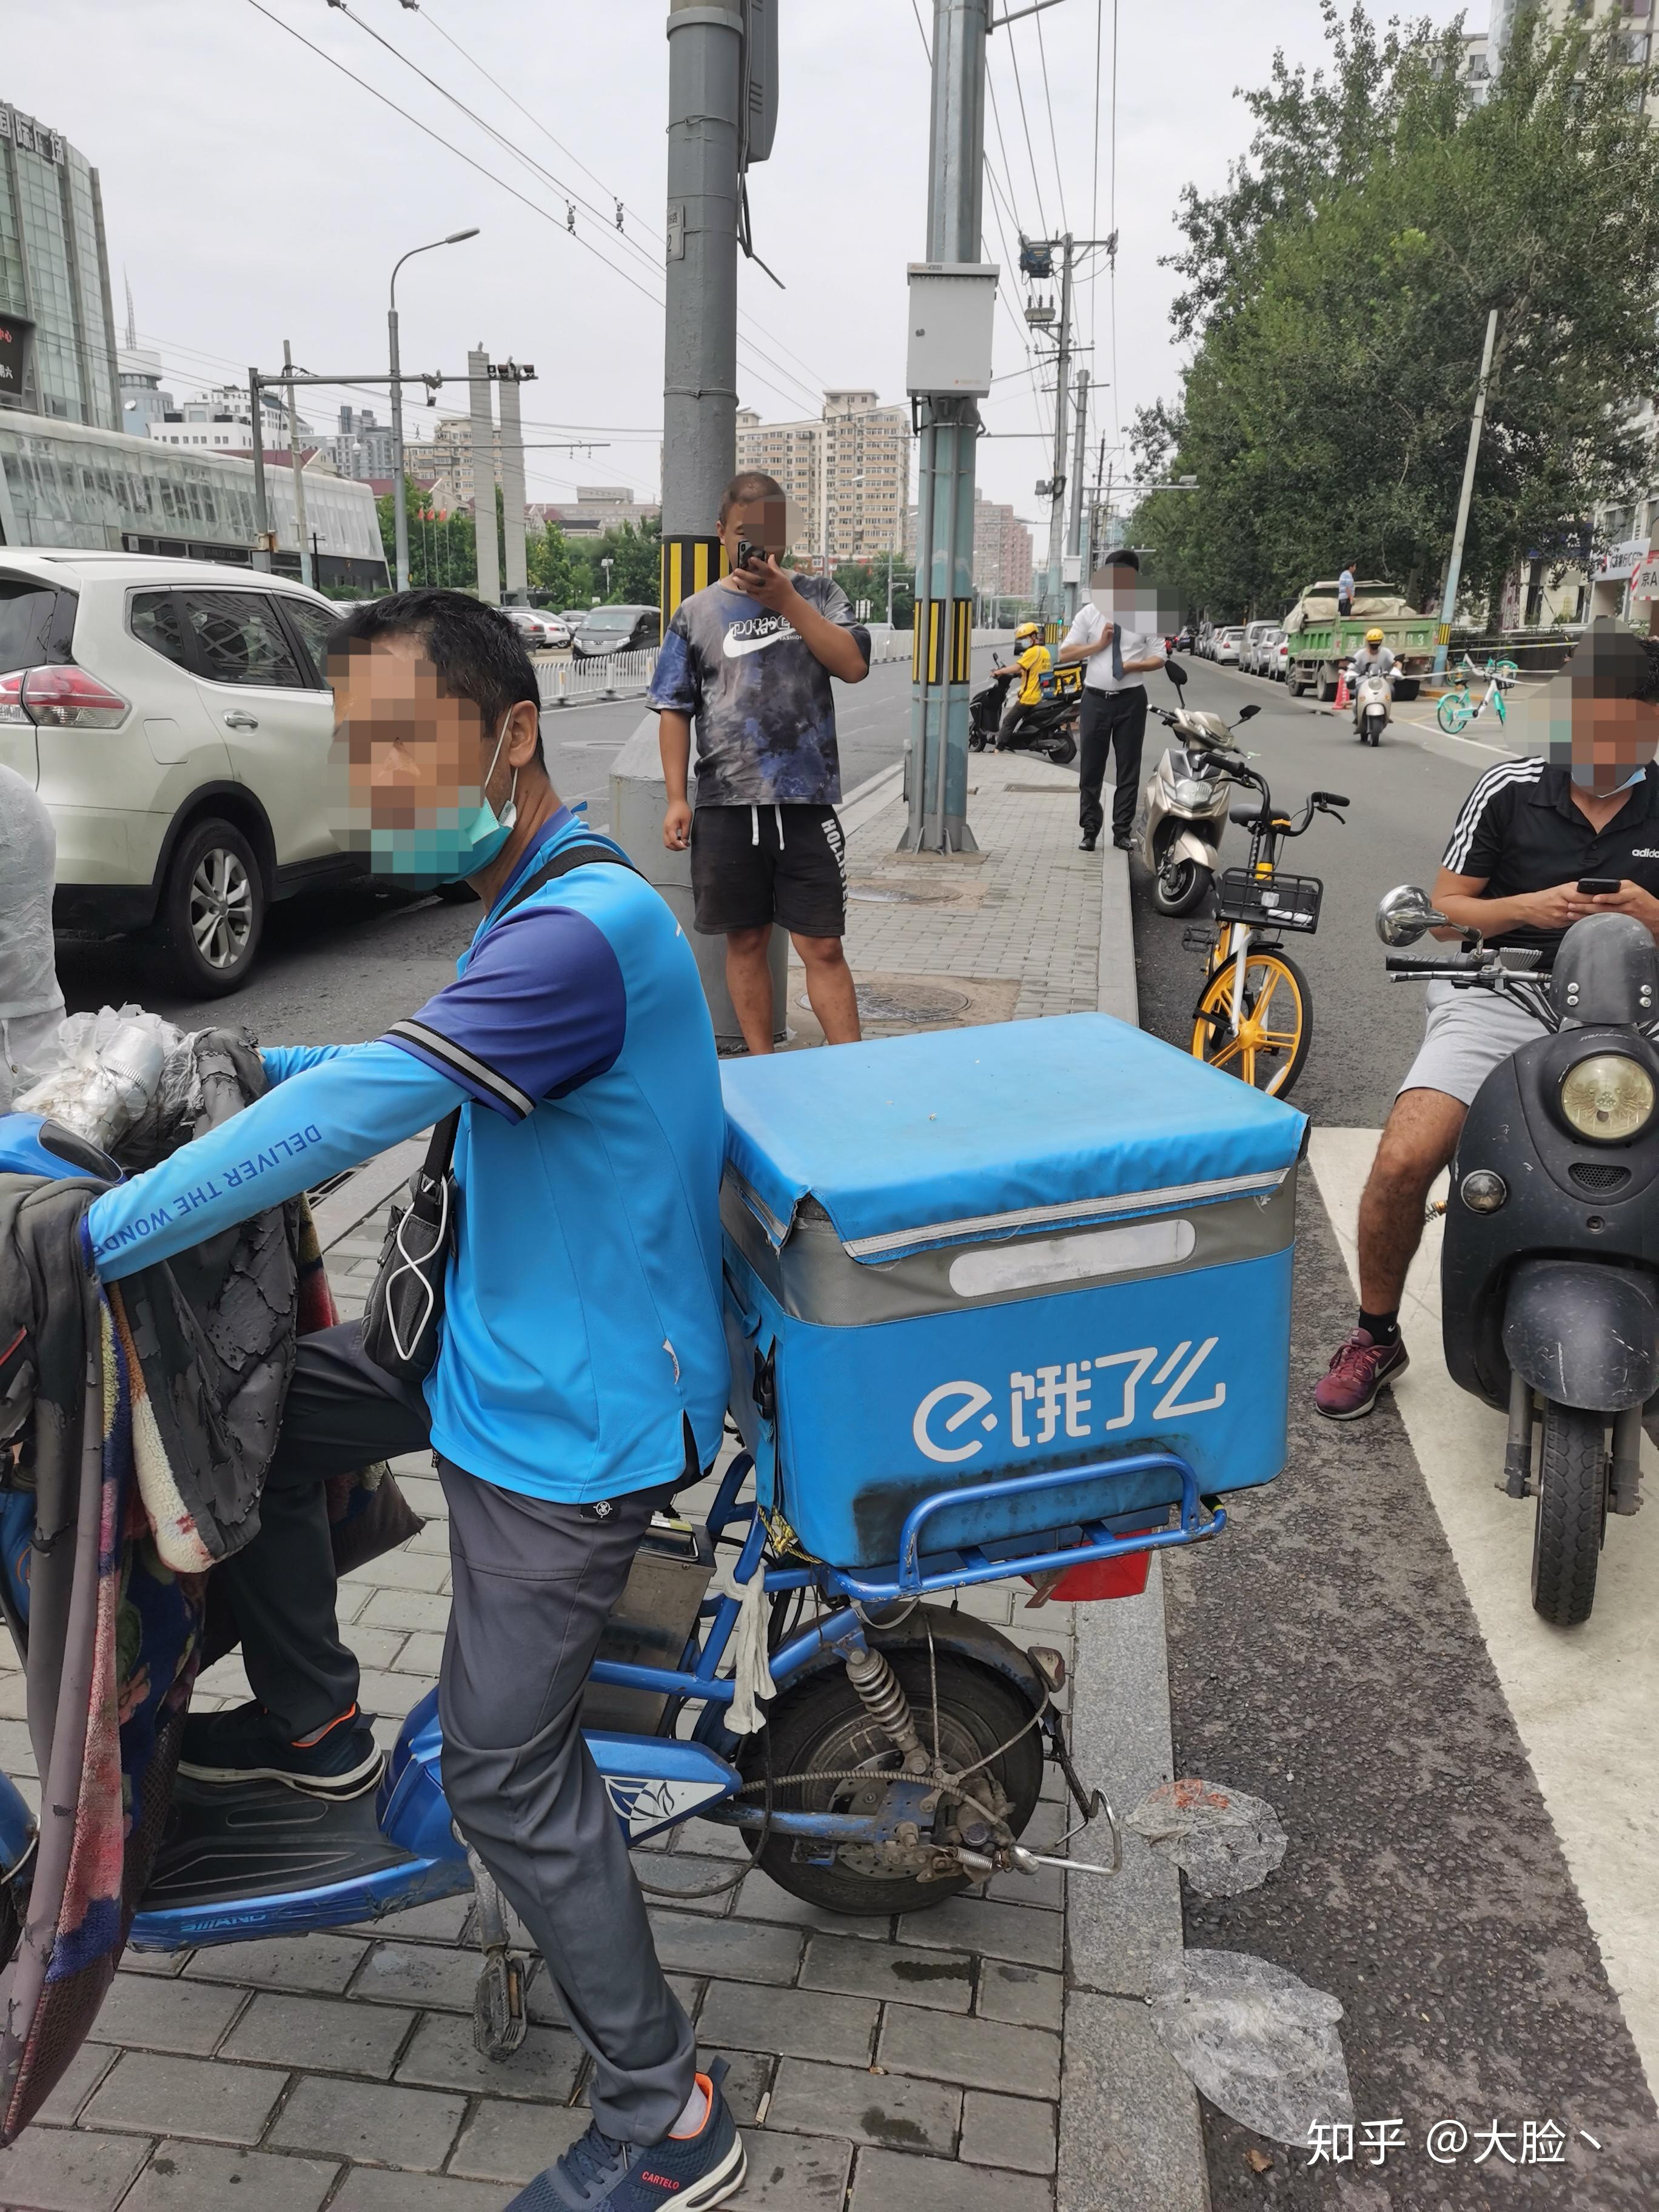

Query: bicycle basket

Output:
[1214, 868, 1324, 934]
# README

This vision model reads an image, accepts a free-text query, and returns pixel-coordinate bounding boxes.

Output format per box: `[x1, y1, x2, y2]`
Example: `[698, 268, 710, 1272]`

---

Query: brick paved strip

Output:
[446, 2096, 591, 2185]
[848, 2143, 1054, 2211]
[898, 1894, 1064, 1969]
[81, 2051, 285, 2145]
[85, 1972, 244, 2055]
[221, 1991, 416, 2077]
[878, 2003, 1062, 2100]
[394, 2012, 582, 2101]
[646, 1908, 803, 1985]
[0, 2126, 149, 2212]
[959, 2089, 1059, 2175]
[121, 2141, 341, 2211]
[696, 1980, 879, 2066]
[729, 1869, 892, 1940]
[798, 1934, 972, 2013]
[267, 2076, 465, 2171]
[765, 2056, 960, 2156]
[351, 1937, 481, 2012]
[727, 2127, 853, 2208]
[183, 1932, 368, 1996]
[329, 2167, 508, 2212]
[32, 2046, 115, 2127]
[976, 1959, 1064, 2031]
[699, 2048, 773, 2125]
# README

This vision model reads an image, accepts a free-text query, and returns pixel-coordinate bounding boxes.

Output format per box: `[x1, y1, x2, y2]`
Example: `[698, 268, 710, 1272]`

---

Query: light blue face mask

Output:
[1569, 760, 1648, 794]
[364, 715, 520, 883]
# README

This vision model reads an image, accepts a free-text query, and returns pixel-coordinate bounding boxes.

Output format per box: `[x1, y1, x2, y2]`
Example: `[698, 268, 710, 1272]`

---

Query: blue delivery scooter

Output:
[0, 1013, 1305, 2057]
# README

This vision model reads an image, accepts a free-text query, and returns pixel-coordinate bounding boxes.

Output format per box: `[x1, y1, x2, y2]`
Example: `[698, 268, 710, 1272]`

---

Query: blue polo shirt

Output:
[87, 810, 731, 1503]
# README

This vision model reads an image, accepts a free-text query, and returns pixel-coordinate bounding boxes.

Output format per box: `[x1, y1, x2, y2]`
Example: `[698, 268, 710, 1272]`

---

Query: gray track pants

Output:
[227, 1322, 696, 2144]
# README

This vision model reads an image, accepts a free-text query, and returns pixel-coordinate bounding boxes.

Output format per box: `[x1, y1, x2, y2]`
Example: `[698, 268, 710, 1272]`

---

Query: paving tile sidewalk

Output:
[0, 750, 1138, 2212]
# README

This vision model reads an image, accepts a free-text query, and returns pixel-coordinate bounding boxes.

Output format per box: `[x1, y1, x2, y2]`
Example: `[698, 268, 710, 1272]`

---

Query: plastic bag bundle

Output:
[1126, 1777, 1289, 1897]
[15, 1006, 190, 1153]
[1148, 1949, 1353, 2145]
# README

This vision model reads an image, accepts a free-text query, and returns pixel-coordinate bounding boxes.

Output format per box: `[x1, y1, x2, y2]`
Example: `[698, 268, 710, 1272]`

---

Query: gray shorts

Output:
[1397, 980, 1550, 1107]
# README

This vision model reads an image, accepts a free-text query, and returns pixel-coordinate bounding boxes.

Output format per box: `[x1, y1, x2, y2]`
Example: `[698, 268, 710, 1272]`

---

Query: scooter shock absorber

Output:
[843, 1644, 928, 1771]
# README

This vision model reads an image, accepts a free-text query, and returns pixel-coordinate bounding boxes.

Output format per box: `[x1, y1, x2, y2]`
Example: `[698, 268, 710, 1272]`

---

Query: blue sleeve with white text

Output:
[87, 1044, 463, 1282]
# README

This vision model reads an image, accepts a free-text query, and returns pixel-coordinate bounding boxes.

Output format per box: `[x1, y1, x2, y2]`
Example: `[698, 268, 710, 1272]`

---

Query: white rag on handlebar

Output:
[726, 1554, 777, 1735]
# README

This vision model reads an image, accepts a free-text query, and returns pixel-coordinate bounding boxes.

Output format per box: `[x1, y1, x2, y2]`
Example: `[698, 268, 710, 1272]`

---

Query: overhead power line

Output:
[1032, 12, 1070, 236]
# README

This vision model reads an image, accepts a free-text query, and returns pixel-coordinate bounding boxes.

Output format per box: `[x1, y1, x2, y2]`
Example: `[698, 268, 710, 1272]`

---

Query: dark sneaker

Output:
[1078, 833, 1098, 851]
[1314, 1329, 1409, 1421]
[178, 1700, 383, 1798]
[506, 2061, 744, 2211]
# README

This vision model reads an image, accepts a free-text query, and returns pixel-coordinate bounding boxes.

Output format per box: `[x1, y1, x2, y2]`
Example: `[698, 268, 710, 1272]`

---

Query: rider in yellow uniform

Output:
[993, 622, 1051, 747]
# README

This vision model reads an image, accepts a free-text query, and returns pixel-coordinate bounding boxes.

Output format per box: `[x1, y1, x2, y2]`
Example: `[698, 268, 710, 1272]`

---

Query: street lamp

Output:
[390, 227, 480, 593]
[601, 555, 614, 599]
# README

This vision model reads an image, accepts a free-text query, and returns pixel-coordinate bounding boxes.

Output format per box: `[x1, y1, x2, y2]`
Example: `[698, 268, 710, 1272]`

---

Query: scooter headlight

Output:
[1559, 1052, 1656, 1144]
[1171, 777, 1212, 809]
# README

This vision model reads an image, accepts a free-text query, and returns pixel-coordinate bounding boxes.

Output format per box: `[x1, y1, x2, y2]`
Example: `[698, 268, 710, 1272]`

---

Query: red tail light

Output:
[0, 665, 129, 730]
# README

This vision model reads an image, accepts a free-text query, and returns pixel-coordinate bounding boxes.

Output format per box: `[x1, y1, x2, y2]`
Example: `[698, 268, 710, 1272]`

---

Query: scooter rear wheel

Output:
[739, 1646, 1044, 1916]
[1531, 1401, 1608, 1627]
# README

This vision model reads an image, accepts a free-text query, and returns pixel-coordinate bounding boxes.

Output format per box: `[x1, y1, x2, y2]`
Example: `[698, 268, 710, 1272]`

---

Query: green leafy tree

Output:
[833, 555, 914, 628]
[528, 521, 581, 608]
[1125, 5, 1659, 625]
[376, 481, 477, 591]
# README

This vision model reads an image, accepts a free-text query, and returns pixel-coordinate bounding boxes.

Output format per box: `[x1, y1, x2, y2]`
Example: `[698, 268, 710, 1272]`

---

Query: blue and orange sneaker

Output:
[178, 1700, 383, 1799]
[505, 2059, 745, 2210]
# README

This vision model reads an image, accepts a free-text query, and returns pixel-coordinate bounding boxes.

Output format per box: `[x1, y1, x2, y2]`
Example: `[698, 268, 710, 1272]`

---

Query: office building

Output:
[150, 383, 298, 452]
[329, 404, 397, 481]
[527, 486, 661, 538]
[735, 390, 910, 569]
[905, 488, 1034, 600]
[117, 347, 172, 437]
[0, 101, 120, 430]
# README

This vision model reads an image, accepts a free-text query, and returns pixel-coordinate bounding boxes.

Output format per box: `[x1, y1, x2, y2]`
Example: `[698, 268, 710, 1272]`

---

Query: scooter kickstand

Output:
[467, 1846, 529, 2060]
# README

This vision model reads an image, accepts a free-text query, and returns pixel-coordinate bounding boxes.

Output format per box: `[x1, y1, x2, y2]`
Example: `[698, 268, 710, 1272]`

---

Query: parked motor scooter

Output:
[968, 668, 1079, 766]
[1137, 659, 1261, 916]
[1350, 665, 1393, 747]
[1377, 885, 1659, 1626]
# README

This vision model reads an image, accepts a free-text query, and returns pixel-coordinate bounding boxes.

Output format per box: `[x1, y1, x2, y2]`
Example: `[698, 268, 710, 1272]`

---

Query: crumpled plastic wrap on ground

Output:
[1148, 1949, 1354, 2145]
[15, 1005, 195, 1156]
[1126, 1777, 1289, 1896]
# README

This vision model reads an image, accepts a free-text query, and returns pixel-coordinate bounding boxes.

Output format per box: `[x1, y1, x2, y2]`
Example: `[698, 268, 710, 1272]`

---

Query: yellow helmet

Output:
[1014, 621, 1041, 643]
[1365, 628, 1385, 646]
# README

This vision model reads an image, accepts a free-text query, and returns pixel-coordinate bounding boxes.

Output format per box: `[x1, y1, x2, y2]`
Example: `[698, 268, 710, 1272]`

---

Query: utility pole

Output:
[900, 0, 997, 854]
[1042, 235, 1074, 631]
[1433, 307, 1499, 675]
[283, 340, 312, 591]
[468, 346, 501, 606]
[660, 0, 743, 617]
[249, 367, 272, 573]
[1064, 366, 1089, 619]
[494, 361, 530, 603]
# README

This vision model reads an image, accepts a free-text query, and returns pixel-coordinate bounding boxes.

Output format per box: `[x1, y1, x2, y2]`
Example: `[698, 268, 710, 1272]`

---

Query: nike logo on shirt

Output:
[722, 618, 792, 659]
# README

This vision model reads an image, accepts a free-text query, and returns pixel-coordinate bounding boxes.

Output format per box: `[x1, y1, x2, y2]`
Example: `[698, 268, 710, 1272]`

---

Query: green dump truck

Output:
[1281, 580, 1436, 702]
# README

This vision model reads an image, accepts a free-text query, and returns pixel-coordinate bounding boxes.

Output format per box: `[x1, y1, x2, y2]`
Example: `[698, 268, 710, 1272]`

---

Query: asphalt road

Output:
[1132, 662, 1659, 2202]
[55, 651, 936, 1047]
[1130, 655, 1527, 1127]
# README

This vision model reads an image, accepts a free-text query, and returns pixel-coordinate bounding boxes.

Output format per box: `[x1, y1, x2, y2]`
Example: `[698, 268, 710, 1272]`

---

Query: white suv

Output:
[0, 551, 358, 995]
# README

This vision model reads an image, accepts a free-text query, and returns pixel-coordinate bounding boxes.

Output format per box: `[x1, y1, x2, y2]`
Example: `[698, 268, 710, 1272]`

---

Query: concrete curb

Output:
[1059, 842, 1213, 2209]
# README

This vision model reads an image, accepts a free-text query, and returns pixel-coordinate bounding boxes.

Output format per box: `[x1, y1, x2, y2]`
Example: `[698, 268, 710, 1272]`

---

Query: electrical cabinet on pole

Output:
[900, 0, 997, 855]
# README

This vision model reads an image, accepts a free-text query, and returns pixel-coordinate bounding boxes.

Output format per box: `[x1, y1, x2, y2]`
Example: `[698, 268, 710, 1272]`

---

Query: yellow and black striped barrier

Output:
[912, 597, 974, 685]
[660, 535, 729, 623]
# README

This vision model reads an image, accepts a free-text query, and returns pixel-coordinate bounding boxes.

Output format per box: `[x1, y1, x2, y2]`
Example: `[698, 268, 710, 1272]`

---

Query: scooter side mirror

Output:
[1165, 660, 1187, 688]
[1236, 704, 1261, 723]
[1376, 883, 1449, 947]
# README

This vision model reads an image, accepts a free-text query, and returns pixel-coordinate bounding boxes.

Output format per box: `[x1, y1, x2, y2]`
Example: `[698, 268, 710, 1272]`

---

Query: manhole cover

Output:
[798, 982, 972, 1024]
[848, 886, 930, 904]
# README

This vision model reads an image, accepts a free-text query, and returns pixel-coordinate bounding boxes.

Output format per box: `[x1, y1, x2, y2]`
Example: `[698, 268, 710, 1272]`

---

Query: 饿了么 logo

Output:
[911, 1340, 1225, 1464]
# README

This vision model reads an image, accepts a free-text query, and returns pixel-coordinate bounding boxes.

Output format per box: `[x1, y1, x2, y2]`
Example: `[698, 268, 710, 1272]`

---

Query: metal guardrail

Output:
[537, 649, 659, 708]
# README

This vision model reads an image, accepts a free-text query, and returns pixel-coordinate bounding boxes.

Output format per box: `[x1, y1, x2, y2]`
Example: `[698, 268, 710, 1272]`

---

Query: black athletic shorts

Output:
[689, 802, 848, 938]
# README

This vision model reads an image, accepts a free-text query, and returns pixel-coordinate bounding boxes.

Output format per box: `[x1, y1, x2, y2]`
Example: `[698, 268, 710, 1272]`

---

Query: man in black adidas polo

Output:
[1315, 624, 1659, 1420]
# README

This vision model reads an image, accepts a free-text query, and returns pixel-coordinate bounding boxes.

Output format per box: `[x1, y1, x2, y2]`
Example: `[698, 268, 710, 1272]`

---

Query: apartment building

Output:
[735, 390, 910, 568]
[905, 488, 1035, 599]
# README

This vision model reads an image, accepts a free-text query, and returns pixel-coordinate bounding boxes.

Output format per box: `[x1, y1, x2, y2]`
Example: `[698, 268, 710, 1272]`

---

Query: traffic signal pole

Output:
[901, 0, 993, 856]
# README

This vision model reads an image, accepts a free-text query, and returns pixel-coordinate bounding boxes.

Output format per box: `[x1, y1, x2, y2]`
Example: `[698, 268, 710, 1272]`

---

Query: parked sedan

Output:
[1272, 635, 1290, 682]
[1212, 626, 1245, 666]
[1242, 622, 1282, 676]
[504, 607, 571, 651]
[571, 604, 663, 660]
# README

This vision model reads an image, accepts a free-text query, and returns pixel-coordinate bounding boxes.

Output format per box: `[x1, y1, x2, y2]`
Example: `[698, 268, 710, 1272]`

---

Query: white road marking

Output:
[1307, 1128, 1659, 2093]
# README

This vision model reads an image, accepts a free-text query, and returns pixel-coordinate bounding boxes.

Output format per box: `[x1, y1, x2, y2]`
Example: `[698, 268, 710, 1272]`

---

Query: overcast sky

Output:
[9, 0, 1470, 526]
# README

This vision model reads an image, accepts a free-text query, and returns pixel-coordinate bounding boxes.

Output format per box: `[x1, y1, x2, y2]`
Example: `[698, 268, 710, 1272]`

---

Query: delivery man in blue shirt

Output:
[85, 592, 746, 2212]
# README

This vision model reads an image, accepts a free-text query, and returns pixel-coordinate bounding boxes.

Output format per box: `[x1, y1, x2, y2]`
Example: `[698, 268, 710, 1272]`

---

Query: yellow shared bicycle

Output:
[1186, 764, 1349, 1098]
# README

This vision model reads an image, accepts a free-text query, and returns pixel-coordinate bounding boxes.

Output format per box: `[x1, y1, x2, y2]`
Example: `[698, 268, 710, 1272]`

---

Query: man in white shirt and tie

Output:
[1056, 551, 1167, 852]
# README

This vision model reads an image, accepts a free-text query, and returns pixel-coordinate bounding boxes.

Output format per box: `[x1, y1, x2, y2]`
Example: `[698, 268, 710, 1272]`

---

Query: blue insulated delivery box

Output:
[720, 1014, 1307, 1570]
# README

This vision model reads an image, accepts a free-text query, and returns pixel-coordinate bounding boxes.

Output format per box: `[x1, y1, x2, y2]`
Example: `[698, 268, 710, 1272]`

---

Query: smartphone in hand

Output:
[1578, 877, 1621, 896]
